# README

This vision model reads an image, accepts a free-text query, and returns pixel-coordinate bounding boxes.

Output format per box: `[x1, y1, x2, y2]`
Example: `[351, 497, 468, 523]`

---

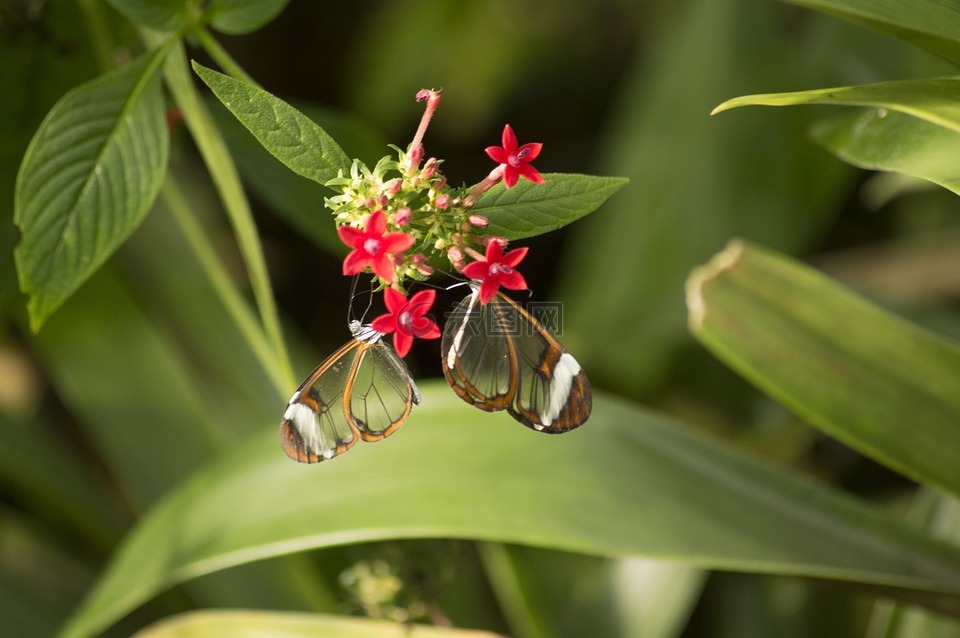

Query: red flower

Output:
[461, 241, 528, 304]
[337, 210, 414, 282]
[371, 288, 441, 357]
[485, 124, 544, 188]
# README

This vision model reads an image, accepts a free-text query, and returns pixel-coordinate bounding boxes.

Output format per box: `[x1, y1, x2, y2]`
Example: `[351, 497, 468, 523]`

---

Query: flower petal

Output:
[485, 146, 509, 164]
[366, 209, 387, 235]
[383, 287, 407, 314]
[517, 142, 542, 162]
[392, 331, 413, 358]
[500, 247, 528, 268]
[499, 270, 528, 291]
[501, 124, 518, 152]
[407, 289, 436, 316]
[371, 255, 395, 282]
[371, 313, 396, 334]
[337, 225, 364, 248]
[502, 166, 519, 188]
[382, 232, 415, 254]
[461, 261, 489, 280]
[485, 239, 504, 263]
[517, 163, 544, 185]
[478, 277, 499, 305]
[414, 319, 441, 340]
[342, 250, 369, 275]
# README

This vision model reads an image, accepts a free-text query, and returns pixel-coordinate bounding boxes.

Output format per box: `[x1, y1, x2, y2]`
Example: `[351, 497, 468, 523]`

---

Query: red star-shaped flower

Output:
[337, 210, 414, 282]
[461, 241, 528, 304]
[485, 124, 544, 188]
[371, 288, 441, 357]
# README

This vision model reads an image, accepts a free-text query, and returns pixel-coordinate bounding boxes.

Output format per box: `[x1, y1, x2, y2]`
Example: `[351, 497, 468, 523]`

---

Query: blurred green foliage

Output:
[5, 1, 960, 637]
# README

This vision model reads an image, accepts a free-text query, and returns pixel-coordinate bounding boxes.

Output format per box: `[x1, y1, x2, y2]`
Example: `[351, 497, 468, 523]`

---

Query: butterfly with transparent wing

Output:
[280, 320, 420, 463]
[442, 283, 591, 433]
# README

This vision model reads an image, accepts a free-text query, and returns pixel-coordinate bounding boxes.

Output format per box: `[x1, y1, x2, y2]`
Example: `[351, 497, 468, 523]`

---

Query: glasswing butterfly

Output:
[280, 320, 420, 463]
[441, 283, 591, 432]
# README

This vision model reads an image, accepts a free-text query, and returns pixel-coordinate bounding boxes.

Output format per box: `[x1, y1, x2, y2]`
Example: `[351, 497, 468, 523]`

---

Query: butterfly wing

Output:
[494, 294, 592, 433]
[348, 340, 421, 442]
[441, 289, 517, 411]
[280, 340, 365, 463]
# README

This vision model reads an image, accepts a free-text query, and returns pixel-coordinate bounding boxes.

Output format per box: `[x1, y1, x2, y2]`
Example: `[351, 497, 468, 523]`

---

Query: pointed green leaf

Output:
[192, 62, 350, 186]
[134, 609, 502, 637]
[14, 47, 170, 331]
[686, 239, 960, 498]
[104, 0, 191, 32]
[786, 0, 960, 65]
[61, 388, 960, 638]
[713, 76, 960, 134]
[471, 174, 627, 241]
[810, 109, 960, 196]
[206, 0, 290, 35]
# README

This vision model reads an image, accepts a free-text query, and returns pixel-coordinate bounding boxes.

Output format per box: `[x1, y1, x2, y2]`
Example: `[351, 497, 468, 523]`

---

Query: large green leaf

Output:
[786, 0, 960, 65]
[14, 46, 170, 331]
[471, 174, 627, 241]
[61, 387, 960, 637]
[810, 109, 960, 196]
[686, 239, 960, 498]
[192, 62, 350, 187]
[713, 76, 960, 133]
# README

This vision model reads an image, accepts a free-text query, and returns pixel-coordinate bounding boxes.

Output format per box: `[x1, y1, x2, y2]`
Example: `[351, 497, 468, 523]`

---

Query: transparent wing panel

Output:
[280, 341, 362, 462]
[441, 291, 516, 411]
[349, 341, 417, 441]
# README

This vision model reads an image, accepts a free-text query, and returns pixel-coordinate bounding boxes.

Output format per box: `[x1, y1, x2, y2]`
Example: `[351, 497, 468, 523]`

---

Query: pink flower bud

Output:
[408, 145, 424, 168]
[422, 158, 438, 180]
[410, 253, 427, 265]
[377, 194, 389, 207]
[435, 194, 450, 210]
[433, 176, 447, 190]
[387, 179, 402, 195]
[469, 214, 489, 227]
[417, 263, 434, 276]
[391, 253, 406, 267]
[448, 246, 463, 263]
[365, 197, 377, 209]
[394, 207, 412, 226]
[483, 236, 507, 248]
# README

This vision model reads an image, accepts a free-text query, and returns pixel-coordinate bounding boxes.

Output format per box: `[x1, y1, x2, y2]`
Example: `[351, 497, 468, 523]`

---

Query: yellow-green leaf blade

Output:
[134, 609, 503, 637]
[687, 239, 960, 497]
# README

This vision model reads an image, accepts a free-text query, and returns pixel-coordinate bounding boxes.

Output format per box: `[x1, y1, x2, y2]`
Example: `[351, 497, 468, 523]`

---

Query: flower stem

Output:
[160, 177, 290, 398]
[193, 26, 260, 87]
[162, 40, 295, 392]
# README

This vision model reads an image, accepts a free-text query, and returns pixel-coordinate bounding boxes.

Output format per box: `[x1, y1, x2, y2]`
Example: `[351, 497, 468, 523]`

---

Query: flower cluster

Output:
[328, 89, 540, 355]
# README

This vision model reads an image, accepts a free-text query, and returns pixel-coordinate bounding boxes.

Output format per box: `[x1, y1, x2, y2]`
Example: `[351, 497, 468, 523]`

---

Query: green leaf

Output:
[686, 239, 960, 498]
[133, 609, 503, 637]
[471, 174, 627, 241]
[104, 0, 191, 32]
[206, 0, 290, 35]
[786, 0, 960, 65]
[810, 109, 960, 196]
[61, 388, 960, 638]
[14, 47, 170, 332]
[192, 62, 351, 187]
[712, 76, 960, 134]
